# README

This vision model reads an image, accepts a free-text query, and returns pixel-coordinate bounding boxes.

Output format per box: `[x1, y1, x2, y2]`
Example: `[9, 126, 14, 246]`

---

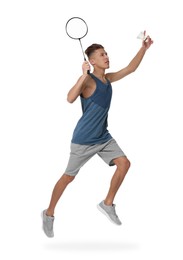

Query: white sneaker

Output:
[97, 201, 122, 225]
[41, 210, 54, 237]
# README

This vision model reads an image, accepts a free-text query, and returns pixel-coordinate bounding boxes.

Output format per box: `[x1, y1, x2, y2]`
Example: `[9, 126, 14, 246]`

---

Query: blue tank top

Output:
[71, 73, 113, 145]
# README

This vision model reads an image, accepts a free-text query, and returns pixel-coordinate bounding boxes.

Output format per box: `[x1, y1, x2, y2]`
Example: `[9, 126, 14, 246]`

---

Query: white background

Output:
[0, 0, 183, 259]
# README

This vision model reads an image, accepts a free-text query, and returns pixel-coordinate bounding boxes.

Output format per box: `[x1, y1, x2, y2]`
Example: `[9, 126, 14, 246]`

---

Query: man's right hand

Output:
[82, 61, 90, 75]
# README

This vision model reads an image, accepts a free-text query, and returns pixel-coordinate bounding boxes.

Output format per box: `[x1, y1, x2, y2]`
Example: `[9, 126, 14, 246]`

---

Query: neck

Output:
[92, 69, 107, 83]
[93, 68, 105, 79]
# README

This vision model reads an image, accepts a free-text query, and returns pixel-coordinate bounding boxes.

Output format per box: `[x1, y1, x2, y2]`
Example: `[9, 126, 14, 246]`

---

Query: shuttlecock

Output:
[137, 31, 146, 40]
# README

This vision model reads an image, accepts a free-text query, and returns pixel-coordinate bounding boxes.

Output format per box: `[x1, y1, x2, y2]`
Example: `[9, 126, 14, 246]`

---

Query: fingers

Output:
[143, 35, 153, 49]
[146, 36, 153, 44]
[143, 30, 153, 43]
[82, 61, 90, 74]
[144, 36, 150, 43]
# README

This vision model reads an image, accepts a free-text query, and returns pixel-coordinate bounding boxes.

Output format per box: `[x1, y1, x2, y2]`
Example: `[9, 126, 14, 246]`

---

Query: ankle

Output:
[104, 200, 113, 206]
[46, 209, 54, 217]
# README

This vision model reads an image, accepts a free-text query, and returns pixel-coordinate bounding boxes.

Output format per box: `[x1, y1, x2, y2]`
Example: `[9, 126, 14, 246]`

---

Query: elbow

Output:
[129, 67, 136, 73]
[126, 65, 136, 75]
[67, 96, 73, 103]
[67, 94, 75, 103]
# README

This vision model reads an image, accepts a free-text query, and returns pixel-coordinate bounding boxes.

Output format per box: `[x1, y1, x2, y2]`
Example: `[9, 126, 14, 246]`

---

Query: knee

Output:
[62, 174, 75, 184]
[115, 157, 131, 172]
[124, 157, 131, 170]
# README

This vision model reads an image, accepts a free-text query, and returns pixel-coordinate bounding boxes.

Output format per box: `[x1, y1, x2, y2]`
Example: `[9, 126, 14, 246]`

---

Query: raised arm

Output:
[67, 61, 90, 103]
[106, 34, 153, 83]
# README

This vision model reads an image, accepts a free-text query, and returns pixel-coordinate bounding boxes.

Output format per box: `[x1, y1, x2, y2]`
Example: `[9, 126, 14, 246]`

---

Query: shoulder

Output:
[83, 73, 96, 87]
[105, 72, 113, 82]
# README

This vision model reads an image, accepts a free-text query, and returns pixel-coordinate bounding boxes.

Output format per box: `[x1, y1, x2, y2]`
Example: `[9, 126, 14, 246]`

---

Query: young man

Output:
[42, 33, 153, 237]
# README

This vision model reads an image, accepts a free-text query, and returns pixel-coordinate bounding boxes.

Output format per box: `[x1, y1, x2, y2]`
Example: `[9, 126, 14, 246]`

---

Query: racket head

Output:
[65, 17, 88, 40]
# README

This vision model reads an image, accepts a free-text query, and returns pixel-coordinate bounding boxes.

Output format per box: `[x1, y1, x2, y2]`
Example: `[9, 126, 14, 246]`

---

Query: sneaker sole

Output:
[97, 204, 122, 226]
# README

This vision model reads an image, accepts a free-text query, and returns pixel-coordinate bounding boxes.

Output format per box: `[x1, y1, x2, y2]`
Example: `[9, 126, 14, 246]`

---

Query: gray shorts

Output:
[65, 138, 126, 176]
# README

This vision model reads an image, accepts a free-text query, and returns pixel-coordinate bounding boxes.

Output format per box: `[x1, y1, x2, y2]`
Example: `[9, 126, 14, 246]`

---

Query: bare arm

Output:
[67, 61, 90, 103]
[106, 35, 153, 83]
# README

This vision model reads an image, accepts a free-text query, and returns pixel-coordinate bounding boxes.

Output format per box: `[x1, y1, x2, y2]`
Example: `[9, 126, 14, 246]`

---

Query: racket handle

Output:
[83, 57, 90, 74]
[84, 58, 90, 74]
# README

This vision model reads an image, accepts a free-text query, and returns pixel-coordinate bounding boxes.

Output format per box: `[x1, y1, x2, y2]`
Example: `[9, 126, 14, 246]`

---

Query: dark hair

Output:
[85, 43, 104, 58]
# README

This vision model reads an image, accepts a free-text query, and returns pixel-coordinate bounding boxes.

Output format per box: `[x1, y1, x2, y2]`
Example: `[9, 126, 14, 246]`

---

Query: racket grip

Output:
[84, 58, 90, 74]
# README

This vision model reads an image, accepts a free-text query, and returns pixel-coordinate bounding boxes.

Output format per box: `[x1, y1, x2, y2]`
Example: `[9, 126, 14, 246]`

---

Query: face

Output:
[89, 48, 110, 69]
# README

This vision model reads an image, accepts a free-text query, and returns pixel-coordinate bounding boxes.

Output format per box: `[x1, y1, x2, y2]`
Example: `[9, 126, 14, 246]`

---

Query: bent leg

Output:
[104, 156, 130, 206]
[46, 174, 75, 217]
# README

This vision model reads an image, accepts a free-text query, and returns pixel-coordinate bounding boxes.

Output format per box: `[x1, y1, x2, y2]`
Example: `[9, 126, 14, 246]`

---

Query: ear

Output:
[89, 58, 95, 65]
